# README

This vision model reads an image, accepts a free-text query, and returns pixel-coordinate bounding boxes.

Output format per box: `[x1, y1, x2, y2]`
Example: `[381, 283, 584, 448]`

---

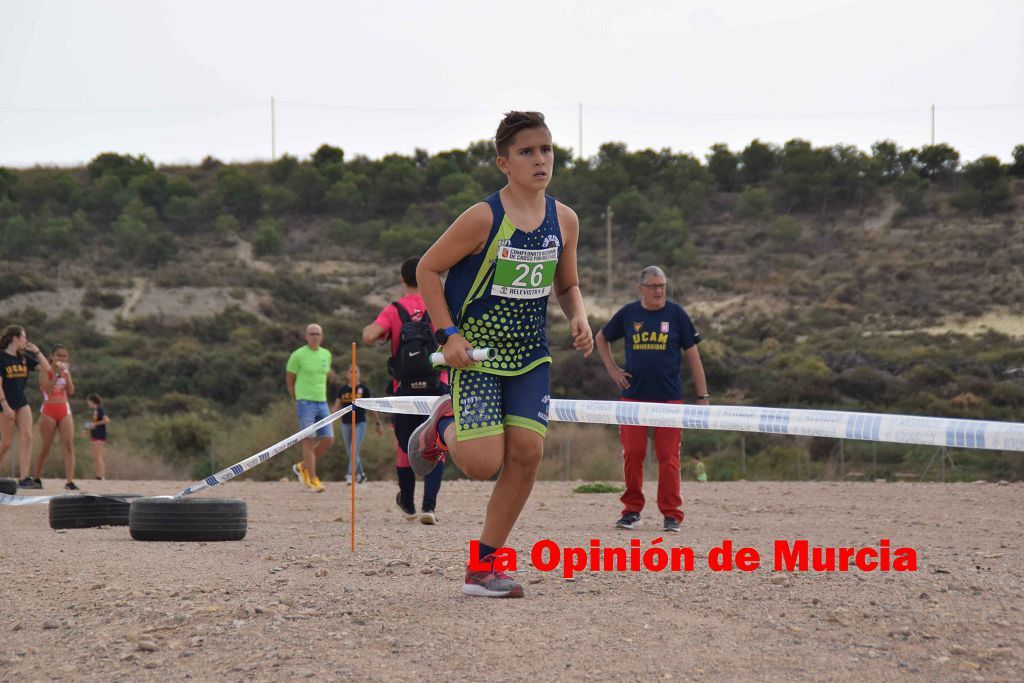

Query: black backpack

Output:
[387, 301, 440, 391]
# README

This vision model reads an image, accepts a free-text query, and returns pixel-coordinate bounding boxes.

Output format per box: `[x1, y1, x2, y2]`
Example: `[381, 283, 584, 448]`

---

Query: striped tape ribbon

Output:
[173, 405, 353, 498]
[355, 397, 1024, 453]
[5, 407, 355, 504]
[0, 492, 58, 506]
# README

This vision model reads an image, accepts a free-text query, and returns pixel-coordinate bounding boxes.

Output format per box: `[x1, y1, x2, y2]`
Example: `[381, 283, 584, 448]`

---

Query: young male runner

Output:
[412, 111, 593, 598]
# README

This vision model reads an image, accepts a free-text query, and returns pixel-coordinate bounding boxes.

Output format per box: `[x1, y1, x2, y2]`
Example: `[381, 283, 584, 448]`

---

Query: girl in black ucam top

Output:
[0, 325, 52, 489]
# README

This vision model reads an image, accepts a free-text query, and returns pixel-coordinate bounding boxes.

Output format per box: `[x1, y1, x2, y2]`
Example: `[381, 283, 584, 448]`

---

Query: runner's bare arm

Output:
[684, 346, 710, 404]
[553, 204, 593, 357]
[417, 202, 492, 368]
[362, 322, 387, 345]
[63, 367, 75, 396]
[286, 372, 297, 401]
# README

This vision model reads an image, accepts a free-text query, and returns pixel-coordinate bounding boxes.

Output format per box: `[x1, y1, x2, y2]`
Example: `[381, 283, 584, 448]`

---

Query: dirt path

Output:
[1, 479, 1021, 681]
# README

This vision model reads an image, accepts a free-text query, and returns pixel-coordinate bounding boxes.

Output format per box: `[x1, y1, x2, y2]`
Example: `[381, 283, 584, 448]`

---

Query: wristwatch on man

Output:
[434, 326, 459, 345]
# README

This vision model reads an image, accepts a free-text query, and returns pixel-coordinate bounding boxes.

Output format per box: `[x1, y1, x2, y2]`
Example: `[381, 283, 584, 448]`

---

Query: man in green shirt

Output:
[286, 323, 334, 492]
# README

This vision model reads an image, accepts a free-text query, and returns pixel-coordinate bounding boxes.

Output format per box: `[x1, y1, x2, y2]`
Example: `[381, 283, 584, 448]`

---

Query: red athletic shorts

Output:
[40, 402, 71, 422]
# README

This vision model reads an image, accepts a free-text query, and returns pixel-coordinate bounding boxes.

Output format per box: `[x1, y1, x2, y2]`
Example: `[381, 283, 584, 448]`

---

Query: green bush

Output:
[252, 218, 282, 256]
[735, 187, 773, 222]
[144, 412, 214, 464]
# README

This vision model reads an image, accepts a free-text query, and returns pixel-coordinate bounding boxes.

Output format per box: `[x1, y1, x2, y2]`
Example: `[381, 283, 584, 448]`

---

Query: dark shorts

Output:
[451, 362, 550, 441]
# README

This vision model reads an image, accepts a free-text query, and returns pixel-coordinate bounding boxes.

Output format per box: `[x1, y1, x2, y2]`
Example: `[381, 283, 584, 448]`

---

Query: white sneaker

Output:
[419, 511, 438, 525]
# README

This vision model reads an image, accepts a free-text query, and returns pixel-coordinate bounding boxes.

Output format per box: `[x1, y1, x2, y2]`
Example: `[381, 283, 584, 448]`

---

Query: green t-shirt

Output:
[286, 346, 332, 402]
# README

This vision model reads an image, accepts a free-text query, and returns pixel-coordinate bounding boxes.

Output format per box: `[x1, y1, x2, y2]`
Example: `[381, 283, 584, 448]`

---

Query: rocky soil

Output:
[2, 478, 1022, 681]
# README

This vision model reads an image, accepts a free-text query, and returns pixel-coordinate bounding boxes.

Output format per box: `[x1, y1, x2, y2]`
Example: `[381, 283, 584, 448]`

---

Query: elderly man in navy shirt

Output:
[595, 266, 709, 533]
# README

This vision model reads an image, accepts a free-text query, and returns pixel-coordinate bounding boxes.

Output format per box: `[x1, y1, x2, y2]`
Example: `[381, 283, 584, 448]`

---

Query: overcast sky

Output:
[2, 0, 1022, 168]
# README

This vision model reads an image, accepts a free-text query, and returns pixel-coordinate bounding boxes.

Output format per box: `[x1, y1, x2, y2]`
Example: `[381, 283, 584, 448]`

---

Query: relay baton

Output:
[430, 347, 495, 366]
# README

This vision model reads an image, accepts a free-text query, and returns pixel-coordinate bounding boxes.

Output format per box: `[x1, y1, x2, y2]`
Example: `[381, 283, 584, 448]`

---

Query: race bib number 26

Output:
[491, 246, 558, 299]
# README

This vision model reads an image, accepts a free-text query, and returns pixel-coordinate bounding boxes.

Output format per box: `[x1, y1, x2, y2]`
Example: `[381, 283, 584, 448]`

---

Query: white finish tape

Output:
[354, 397, 1024, 453]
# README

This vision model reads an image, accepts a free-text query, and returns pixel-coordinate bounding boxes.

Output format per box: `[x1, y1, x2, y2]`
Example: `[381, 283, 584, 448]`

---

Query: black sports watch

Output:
[434, 326, 459, 345]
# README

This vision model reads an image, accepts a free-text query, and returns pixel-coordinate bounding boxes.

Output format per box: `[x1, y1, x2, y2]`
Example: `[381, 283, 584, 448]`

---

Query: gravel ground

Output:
[1, 477, 1022, 682]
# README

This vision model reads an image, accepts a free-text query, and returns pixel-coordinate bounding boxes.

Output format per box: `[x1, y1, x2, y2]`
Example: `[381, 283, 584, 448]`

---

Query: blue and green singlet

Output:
[443, 192, 563, 376]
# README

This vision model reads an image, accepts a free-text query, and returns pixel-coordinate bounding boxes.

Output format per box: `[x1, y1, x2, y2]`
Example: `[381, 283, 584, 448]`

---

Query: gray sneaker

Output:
[615, 512, 642, 529]
[462, 555, 524, 598]
[407, 395, 452, 478]
[663, 517, 681, 533]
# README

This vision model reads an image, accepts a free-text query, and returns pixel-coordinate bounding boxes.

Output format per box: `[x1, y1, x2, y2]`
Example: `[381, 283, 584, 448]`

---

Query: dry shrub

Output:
[539, 422, 622, 481]
[31, 426, 188, 481]
[101, 440, 188, 480]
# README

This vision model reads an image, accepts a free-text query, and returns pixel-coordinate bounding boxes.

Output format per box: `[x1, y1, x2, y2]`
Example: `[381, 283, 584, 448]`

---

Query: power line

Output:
[0, 102, 265, 114]
[583, 102, 1024, 121]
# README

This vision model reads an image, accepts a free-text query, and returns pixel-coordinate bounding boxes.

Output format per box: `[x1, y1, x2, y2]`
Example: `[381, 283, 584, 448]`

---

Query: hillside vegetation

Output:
[2, 138, 1023, 483]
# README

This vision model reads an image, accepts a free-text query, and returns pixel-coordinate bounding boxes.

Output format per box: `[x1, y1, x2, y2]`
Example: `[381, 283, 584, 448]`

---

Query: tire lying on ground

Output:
[129, 497, 247, 542]
[49, 494, 143, 529]
[0, 478, 17, 495]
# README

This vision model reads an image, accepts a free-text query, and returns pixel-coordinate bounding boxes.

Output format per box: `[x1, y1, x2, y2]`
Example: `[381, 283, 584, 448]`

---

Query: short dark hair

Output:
[495, 111, 549, 157]
[401, 256, 419, 287]
[87, 393, 102, 405]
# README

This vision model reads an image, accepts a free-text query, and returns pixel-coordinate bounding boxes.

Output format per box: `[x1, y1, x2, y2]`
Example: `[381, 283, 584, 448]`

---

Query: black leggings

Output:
[396, 461, 444, 512]
[394, 405, 446, 512]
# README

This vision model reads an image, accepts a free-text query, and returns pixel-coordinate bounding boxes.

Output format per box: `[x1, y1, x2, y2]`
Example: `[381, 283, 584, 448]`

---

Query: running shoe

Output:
[344, 474, 352, 485]
[615, 512, 642, 529]
[292, 462, 311, 487]
[64, 481, 80, 491]
[308, 475, 325, 493]
[419, 510, 438, 525]
[18, 477, 41, 490]
[356, 472, 367, 484]
[462, 554, 524, 599]
[395, 492, 417, 520]
[33, 478, 43, 488]
[663, 517, 681, 533]
[406, 395, 452, 478]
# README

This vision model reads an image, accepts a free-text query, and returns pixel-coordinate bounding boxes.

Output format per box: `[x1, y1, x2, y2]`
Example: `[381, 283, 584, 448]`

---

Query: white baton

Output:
[429, 347, 496, 366]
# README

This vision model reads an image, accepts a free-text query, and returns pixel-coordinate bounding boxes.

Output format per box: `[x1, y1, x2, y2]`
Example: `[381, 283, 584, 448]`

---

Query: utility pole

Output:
[605, 205, 613, 298]
[271, 96, 277, 161]
[930, 104, 935, 146]
[578, 102, 583, 161]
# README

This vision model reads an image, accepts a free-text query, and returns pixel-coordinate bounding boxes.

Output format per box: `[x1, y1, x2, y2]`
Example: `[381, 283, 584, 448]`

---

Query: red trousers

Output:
[619, 398, 684, 522]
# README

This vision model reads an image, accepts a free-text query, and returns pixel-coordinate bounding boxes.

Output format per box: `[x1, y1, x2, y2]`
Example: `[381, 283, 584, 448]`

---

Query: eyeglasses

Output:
[641, 284, 666, 290]
[307, 332, 323, 336]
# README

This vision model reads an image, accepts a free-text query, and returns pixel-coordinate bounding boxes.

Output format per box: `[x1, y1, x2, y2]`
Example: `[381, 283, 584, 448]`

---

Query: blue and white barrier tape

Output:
[3, 406, 355, 505]
[355, 397, 1024, 453]
[174, 405, 353, 498]
[0, 492, 58, 506]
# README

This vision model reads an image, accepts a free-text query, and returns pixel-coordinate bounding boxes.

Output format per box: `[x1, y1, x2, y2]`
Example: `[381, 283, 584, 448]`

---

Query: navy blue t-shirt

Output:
[601, 301, 701, 400]
[90, 406, 107, 441]
[1, 351, 39, 410]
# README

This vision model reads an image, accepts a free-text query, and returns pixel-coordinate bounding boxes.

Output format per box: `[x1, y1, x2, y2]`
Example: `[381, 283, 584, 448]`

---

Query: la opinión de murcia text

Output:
[470, 539, 918, 579]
